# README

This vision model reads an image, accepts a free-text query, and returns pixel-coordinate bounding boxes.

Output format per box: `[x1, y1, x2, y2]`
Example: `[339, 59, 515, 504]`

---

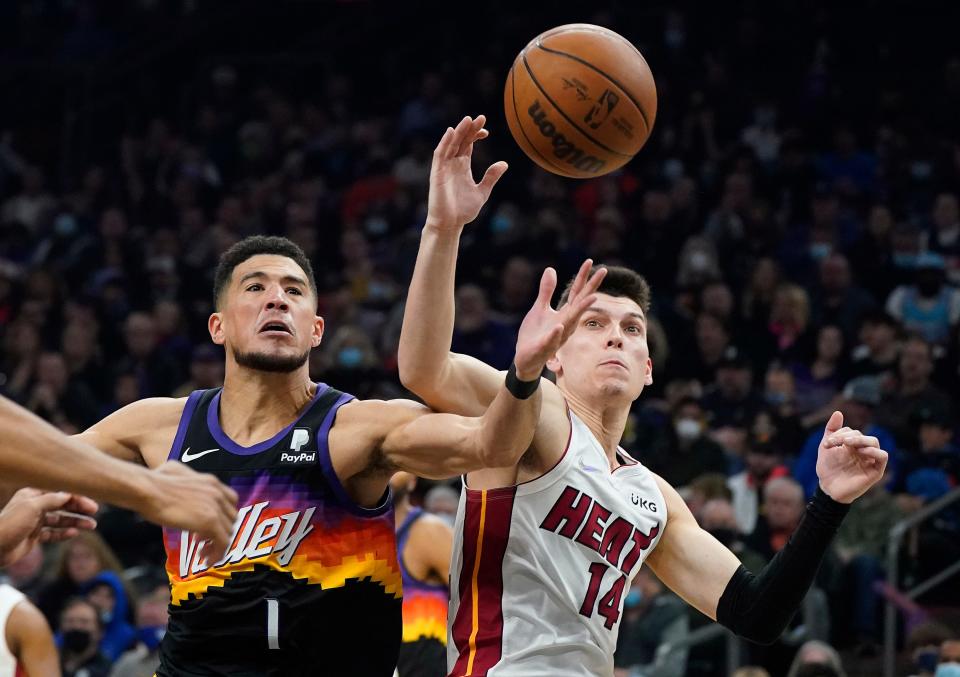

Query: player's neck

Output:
[219, 366, 316, 446]
[563, 391, 630, 468]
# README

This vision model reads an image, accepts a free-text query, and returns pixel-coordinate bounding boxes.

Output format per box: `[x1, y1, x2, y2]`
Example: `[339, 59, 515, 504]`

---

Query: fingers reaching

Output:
[824, 410, 845, 434]
[478, 161, 508, 200]
[536, 267, 558, 309]
[455, 115, 487, 157]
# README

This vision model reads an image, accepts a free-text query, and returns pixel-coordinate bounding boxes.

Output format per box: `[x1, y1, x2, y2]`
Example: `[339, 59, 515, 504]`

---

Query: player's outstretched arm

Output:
[0, 395, 239, 559]
[646, 412, 886, 645]
[398, 115, 509, 416]
[384, 265, 602, 477]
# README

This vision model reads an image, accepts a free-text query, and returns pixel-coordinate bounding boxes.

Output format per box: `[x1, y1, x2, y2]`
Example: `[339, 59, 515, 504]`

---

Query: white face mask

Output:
[675, 418, 702, 441]
[936, 663, 960, 677]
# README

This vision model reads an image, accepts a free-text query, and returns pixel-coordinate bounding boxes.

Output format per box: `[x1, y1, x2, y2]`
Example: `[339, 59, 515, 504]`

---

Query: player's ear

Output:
[644, 357, 653, 386]
[209, 313, 225, 346]
[546, 352, 563, 376]
[312, 316, 324, 348]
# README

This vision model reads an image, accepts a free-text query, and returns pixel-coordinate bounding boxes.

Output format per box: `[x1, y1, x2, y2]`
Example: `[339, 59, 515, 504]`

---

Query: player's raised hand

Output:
[0, 489, 98, 567]
[427, 115, 508, 230]
[816, 411, 888, 504]
[141, 462, 239, 560]
[514, 261, 607, 380]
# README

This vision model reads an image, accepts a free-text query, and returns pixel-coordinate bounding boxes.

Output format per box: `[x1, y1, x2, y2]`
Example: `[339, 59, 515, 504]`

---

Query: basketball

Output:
[503, 24, 657, 179]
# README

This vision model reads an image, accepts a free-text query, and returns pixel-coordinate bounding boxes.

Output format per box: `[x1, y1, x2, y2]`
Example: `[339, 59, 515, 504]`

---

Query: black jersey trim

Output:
[168, 390, 205, 462]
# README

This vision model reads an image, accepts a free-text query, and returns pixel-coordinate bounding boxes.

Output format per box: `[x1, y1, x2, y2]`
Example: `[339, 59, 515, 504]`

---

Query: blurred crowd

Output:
[1, 1, 959, 675]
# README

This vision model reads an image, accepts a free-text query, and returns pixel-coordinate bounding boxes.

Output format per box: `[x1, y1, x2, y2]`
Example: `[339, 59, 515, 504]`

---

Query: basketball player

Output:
[0, 395, 238, 560]
[75, 235, 603, 676]
[391, 472, 453, 677]
[397, 115, 889, 675]
[0, 582, 59, 677]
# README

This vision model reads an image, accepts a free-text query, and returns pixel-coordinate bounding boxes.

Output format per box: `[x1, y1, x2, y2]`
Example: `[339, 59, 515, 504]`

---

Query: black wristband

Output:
[505, 363, 540, 400]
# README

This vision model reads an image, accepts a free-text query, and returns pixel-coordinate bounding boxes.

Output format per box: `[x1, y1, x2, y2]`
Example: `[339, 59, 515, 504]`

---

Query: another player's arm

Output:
[398, 115, 509, 417]
[646, 413, 886, 644]
[6, 599, 61, 677]
[0, 395, 238, 558]
[408, 513, 455, 583]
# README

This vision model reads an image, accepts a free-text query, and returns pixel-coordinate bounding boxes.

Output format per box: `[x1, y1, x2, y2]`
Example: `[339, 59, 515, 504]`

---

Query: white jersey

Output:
[0, 584, 25, 677]
[447, 412, 667, 676]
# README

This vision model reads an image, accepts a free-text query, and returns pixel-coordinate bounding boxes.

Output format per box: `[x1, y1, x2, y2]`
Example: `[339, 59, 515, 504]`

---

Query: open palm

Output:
[427, 115, 508, 229]
[514, 261, 607, 380]
[815, 411, 888, 504]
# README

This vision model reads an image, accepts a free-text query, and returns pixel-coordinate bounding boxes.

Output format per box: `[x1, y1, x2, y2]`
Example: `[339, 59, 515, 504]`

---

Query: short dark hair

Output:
[213, 236, 317, 309]
[558, 265, 651, 313]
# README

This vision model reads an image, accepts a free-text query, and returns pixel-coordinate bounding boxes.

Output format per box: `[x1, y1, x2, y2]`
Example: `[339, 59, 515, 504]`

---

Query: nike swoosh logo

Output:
[181, 447, 219, 463]
[579, 456, 600, 473]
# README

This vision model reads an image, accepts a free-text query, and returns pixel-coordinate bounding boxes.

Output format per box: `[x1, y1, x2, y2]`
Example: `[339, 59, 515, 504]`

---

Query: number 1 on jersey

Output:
[579, 562, 627, 630]
[266, 598, 279, 649]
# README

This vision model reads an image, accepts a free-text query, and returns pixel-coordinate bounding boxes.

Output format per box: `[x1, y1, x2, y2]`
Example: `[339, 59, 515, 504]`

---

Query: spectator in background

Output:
[727, 432, 791, 535]
[83, 572, 136, 661]
[898, 406, 960, 493]
[794, 376, 898, 498]
[886, 253, 960, 346]
[746, 476, 808, 560]
[59, 597, 112, 677]
[646, 397, 729, 487]
[701, 347, 764, 434]
[850, 310, 901, 379]
[24, 352, 100, 432]
[450, 284, 515, 370]
[876, 335, 952, 449]
[903, 622, 954, 677]
[614, 567, 689, 677]
[767, 283, 813, 362]
[0, 544, 44, 600]
[811, 254, 876, 341]
[925, 193, 960, 284]
[785, 640, 847, 677]
[422, 485, 459, 526]
[37, 533, 127, 628]
[115, 312, 182, 398]
[832, 470, 903, 651]
[172, 345, 225, 397]
[791, 324, 850, 428]
[109, 577, 168, 677]
[491, 256, 536, 327]
[699, 498, 767, 574]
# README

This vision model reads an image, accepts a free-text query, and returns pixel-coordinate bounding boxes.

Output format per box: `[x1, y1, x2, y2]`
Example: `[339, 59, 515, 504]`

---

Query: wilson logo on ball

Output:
[528, 100, 606, 174]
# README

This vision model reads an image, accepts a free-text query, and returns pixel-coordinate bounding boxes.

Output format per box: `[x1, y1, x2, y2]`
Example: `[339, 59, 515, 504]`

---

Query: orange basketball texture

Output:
[504, 24, 657, 178]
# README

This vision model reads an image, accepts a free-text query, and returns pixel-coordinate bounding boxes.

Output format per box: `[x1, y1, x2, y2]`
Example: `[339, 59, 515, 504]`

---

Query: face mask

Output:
[674, 418, 702, 441]
[55, 214, 78, 237]
[365, 216, 388, 236]
[687, 251, 711, 272]
[765, 391, 788, 406]
[915, 649, 939, 673]
[809, 242, 832, 261]
[490, 214, 514, 234]
[624, 588, 643, 609]
[99, 609, 113, 626]
[936, 663, 960, 677]
[137, 625, 166, 651]
[708, 528, 739, 547]
[337, 347, 364, 369]
[893, 252, 918, 268]
[63, 629, 92, 653]
[917, 277, 942, 297]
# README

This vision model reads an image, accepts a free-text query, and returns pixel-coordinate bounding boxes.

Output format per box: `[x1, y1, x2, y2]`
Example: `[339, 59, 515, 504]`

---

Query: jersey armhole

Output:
[166, 390, 206, 462]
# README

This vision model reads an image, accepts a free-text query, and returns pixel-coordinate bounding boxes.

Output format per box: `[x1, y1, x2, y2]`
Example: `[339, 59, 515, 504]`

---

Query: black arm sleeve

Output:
[715, 487, 849, 644]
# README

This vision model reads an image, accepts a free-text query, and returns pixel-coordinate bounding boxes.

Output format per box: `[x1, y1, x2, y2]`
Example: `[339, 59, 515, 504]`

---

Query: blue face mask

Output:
[809, 242, 832, 261]
[935, 663, 960, 677]
[137, 626, 165, 651]
[624, 589, 643, 609]
[490, 214, 513, 234]
[765, 391, 788, 406]
[337, 347, 364, 369]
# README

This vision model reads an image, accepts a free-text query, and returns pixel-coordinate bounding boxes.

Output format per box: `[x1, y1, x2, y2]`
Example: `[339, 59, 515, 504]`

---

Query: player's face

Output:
[211, 255, 323, 373]
[549, 293, 652, 404]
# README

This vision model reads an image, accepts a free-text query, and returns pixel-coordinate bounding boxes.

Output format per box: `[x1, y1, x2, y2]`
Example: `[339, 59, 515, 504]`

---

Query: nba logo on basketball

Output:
[584, 89, 619, 129]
